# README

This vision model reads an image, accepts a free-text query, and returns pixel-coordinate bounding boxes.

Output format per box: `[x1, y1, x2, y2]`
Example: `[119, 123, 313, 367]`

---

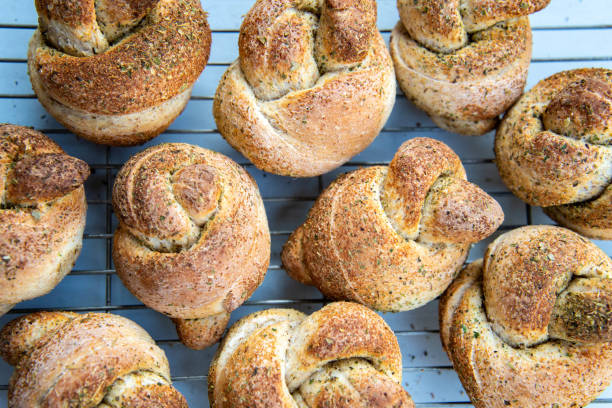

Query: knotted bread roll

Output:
[29, 0, 211, 146]
[0, 124, 89, 316]
[440, 225, 612, 408]
[0, 311, 187, 407]
[390, 0, 550, 135]
[282, 137, 503, 311]
[113, 143, 270, 350]
[496, 68, 612, 239]
[209, 301, 414, 407]
[214, 0, 396, 177]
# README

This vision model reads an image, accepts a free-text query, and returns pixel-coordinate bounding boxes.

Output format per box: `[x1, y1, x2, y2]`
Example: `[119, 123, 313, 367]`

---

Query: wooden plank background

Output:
[0, 0, 611, 406]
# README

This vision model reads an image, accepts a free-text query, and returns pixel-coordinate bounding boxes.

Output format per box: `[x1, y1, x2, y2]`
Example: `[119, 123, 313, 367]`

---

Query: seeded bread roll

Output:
[29, 0, 211, 146]
[209, 302, 414, 408]
[282, 137, 503, 311]
[0, 124, 88, 316]
[0, 312, 187, 407]
[112, 143, 270, 350]
[495, 68, 612, 239]
[390, 0, 550, 135]
[213, 0, 396, 177]
[440, 225, 612, 408]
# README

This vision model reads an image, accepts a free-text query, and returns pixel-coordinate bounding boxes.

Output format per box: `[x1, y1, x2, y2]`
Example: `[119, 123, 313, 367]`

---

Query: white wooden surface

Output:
[0, 0, 611, 406]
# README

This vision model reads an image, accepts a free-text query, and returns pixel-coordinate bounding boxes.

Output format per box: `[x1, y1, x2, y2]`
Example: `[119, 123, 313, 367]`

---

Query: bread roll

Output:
[390, 0, 550, 135]
[282, 137, 503, 311]
[213, 0, 396, 177]
[209, 302, 414, 407]
[0, 311, 187, 407]
[440, 225, 612, 408]
[496, 68, 612, 239]
[29, 0, 211, 146]
[0, 124, 88, 316]
[113, 143, 270, 349]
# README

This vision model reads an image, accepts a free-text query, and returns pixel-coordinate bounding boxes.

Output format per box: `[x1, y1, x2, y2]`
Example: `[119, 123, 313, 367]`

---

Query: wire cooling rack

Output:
[1, 0, 612, 406]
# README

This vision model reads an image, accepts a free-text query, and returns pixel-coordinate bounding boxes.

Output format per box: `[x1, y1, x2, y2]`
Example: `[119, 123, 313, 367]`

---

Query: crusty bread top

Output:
[398, 0, 549, 53]
[112, 143, 270, 319]
[31, 0, 211, 115]
[439, 255, 612, 408]
[209, 302, 413, 407]
[382, 138, 503, 242]
[238, 0, 377, 100]
[281, 138, 503, 312]
[392, 17, 530, 83]
[495, 68, 612, 207]
[0, 124, 89, 205]
[0, 124, 89, 307]
[0, 312, 187, 407]
[482, 225, 612, 347]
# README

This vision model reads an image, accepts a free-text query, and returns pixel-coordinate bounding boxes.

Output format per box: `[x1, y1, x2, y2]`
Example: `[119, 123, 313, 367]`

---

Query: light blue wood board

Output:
[0, 1, 611, 407]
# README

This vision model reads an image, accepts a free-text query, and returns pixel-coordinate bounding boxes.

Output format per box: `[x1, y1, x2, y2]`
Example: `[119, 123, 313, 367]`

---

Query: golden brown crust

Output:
[30, 0, 211, 145]
[112, 143, 270, 349]
[214, 0, 395, 177]
[208, 302, 414, 408]
[173, 312, 231, 350]
[7, 153, 89, 204]
[35, 0, 96, 28]
[281, 138, 503, 311]
[0, 311, 78, 366]
[32, 0, 210, 115]
[0, 124, 88, 315]
[390, 16, 533, 135]
[114, 384, 188, 408]
[495, 68, 612, 239]
[0, 312, 186, 407]
[397, 0, 549, 53]
[439, 225, 612, 408]
[482, 225, 612, 346]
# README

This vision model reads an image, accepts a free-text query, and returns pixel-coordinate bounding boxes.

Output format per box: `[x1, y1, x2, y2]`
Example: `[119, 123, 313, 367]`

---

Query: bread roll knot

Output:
[209, 302, 414, 408]
[482, 226, 612, 347]
[0, 124, 88, 315]
[214, 0, 396, 177]
[113, 143, 270, 349]
[382, 138, 503, 243]
[29, 0, 211, 145]
[398, 0, 549, 53]
[282, 138, 503, 312]
[440, 225, 612, 407]
[543, 77, 612, 144]
[35, 0, 159, 57]
[114, 152, 223, 252]
[390, 0, 550, 135]
[495, 68, 612, 239]
[0, 312, 188, 408]
[239, 0, 376, 100]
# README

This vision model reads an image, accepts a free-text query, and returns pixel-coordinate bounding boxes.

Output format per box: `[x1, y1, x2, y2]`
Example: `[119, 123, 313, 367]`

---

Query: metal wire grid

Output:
[0, 19, 611, 406]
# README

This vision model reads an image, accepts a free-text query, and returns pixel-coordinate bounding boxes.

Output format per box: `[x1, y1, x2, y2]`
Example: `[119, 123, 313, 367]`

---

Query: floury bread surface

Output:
[209, 302, 414, 407]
